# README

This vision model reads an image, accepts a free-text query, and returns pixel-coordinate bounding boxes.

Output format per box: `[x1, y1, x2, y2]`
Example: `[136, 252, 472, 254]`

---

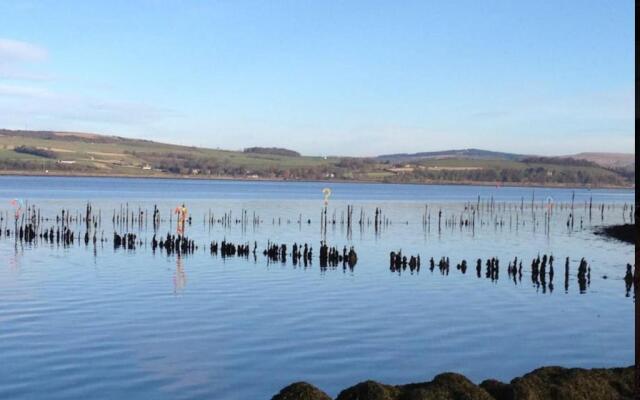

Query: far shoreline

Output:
[0, 171, 635, 191]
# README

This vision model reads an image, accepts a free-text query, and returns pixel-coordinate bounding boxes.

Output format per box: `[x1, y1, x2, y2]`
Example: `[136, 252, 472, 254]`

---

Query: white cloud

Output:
[0, 38, 180, 130]
[0, 65, 52, 81]
[0, 83, 181, 133]
[0, 38, 50, 81]
[0, 83, 53, 99]
[0, 38, 47, 62]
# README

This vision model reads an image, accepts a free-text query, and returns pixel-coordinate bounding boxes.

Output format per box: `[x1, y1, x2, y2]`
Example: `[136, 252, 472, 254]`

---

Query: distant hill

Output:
[0, 129, 154, 145]
[565, 152, 634, 170]
[243, 147, 300, 157]
[0, 129, 633, 188]
[376, 148, 525, 163]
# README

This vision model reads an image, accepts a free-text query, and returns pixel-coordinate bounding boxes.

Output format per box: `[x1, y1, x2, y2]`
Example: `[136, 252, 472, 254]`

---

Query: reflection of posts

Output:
[174, 254, 186, 294]
[7, 244, 21, 272]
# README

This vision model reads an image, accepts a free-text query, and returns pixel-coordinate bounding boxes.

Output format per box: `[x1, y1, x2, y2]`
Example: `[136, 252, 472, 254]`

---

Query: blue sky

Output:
[0, 1, 634, 156]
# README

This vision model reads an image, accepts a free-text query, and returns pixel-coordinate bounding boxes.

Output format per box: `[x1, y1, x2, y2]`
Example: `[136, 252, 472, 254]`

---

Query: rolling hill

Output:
[0, 129, 633, 188]
[376, 148, 525, 162]
[566, 152, 635, 171]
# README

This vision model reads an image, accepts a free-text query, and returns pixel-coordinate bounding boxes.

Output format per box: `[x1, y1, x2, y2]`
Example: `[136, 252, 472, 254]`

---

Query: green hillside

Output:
[0, 129, 633, 188]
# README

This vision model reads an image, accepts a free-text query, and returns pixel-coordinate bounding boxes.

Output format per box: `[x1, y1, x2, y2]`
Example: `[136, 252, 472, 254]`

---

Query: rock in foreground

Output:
[273, 366, 634, 399]
[337, 372, 495, 400]
[271, 382, 332, 400]
[482, 366, 635, 400]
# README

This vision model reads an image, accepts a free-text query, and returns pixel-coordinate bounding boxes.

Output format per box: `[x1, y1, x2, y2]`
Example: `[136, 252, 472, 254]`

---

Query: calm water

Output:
[0, 176, 634, 399]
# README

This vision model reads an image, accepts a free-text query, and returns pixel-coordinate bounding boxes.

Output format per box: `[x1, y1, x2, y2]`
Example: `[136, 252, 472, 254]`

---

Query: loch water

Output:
[0, 176, 634, 399]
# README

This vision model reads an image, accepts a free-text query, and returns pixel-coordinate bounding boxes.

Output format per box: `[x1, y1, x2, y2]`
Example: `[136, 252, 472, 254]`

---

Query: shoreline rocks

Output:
[594, 224, 636, 244]
[272, 366, 635, 400]
[271, 382, 331, 400]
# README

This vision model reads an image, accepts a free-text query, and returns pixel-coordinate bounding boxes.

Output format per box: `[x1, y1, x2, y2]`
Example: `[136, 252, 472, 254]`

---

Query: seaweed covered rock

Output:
[504, 366, 634, 400]
[336, 373, 493, 400]
[479, 379, 513, 400]
[276, 366, 635, 400]
[271, 382, 332, 400]
[594, 224, 635, 244]
[399, 373, 494, 400]
[335, 380, 400, 400]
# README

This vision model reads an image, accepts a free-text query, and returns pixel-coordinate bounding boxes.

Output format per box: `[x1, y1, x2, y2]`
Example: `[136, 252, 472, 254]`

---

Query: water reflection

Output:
[7, 243, 21, 272]
[4, 198, 636, 248]
[624, 264, 635, 298]
[0, 179, 635, 400]
[0, 198, 634, 299]
[174, 254, 187, 294]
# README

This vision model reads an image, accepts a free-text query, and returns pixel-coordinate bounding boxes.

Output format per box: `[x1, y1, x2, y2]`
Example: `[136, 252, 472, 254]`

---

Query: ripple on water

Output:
[0, 179, 634, 399]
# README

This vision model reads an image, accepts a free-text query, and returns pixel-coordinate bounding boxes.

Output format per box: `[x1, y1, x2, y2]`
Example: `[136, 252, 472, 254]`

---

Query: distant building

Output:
[142, 164, 152, 170]
[57, 160, 76, 165]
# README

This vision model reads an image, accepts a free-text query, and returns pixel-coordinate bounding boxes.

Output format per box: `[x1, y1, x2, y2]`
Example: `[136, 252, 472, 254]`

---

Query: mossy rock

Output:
[398, 373, 494, 400]
[276, 366, 635, 400]
[507, 366, 635, 400]
[336, 380, 400, 400]
[479, 379, 514, 400]
[336, 373, 493, 400]
[271, 382, 332, 400]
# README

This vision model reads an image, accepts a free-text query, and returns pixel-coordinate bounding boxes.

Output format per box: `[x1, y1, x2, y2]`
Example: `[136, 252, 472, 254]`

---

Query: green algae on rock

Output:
[489, 366, 635, 400]
[271, 382, 332, 400]
[273, 366, 634, 400]
[334, 373, 494, 400]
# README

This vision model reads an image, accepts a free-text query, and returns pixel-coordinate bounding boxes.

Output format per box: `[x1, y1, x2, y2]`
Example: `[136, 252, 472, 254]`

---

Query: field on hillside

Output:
[0, 130, 338, 177]
[0, 130, 633, 187]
